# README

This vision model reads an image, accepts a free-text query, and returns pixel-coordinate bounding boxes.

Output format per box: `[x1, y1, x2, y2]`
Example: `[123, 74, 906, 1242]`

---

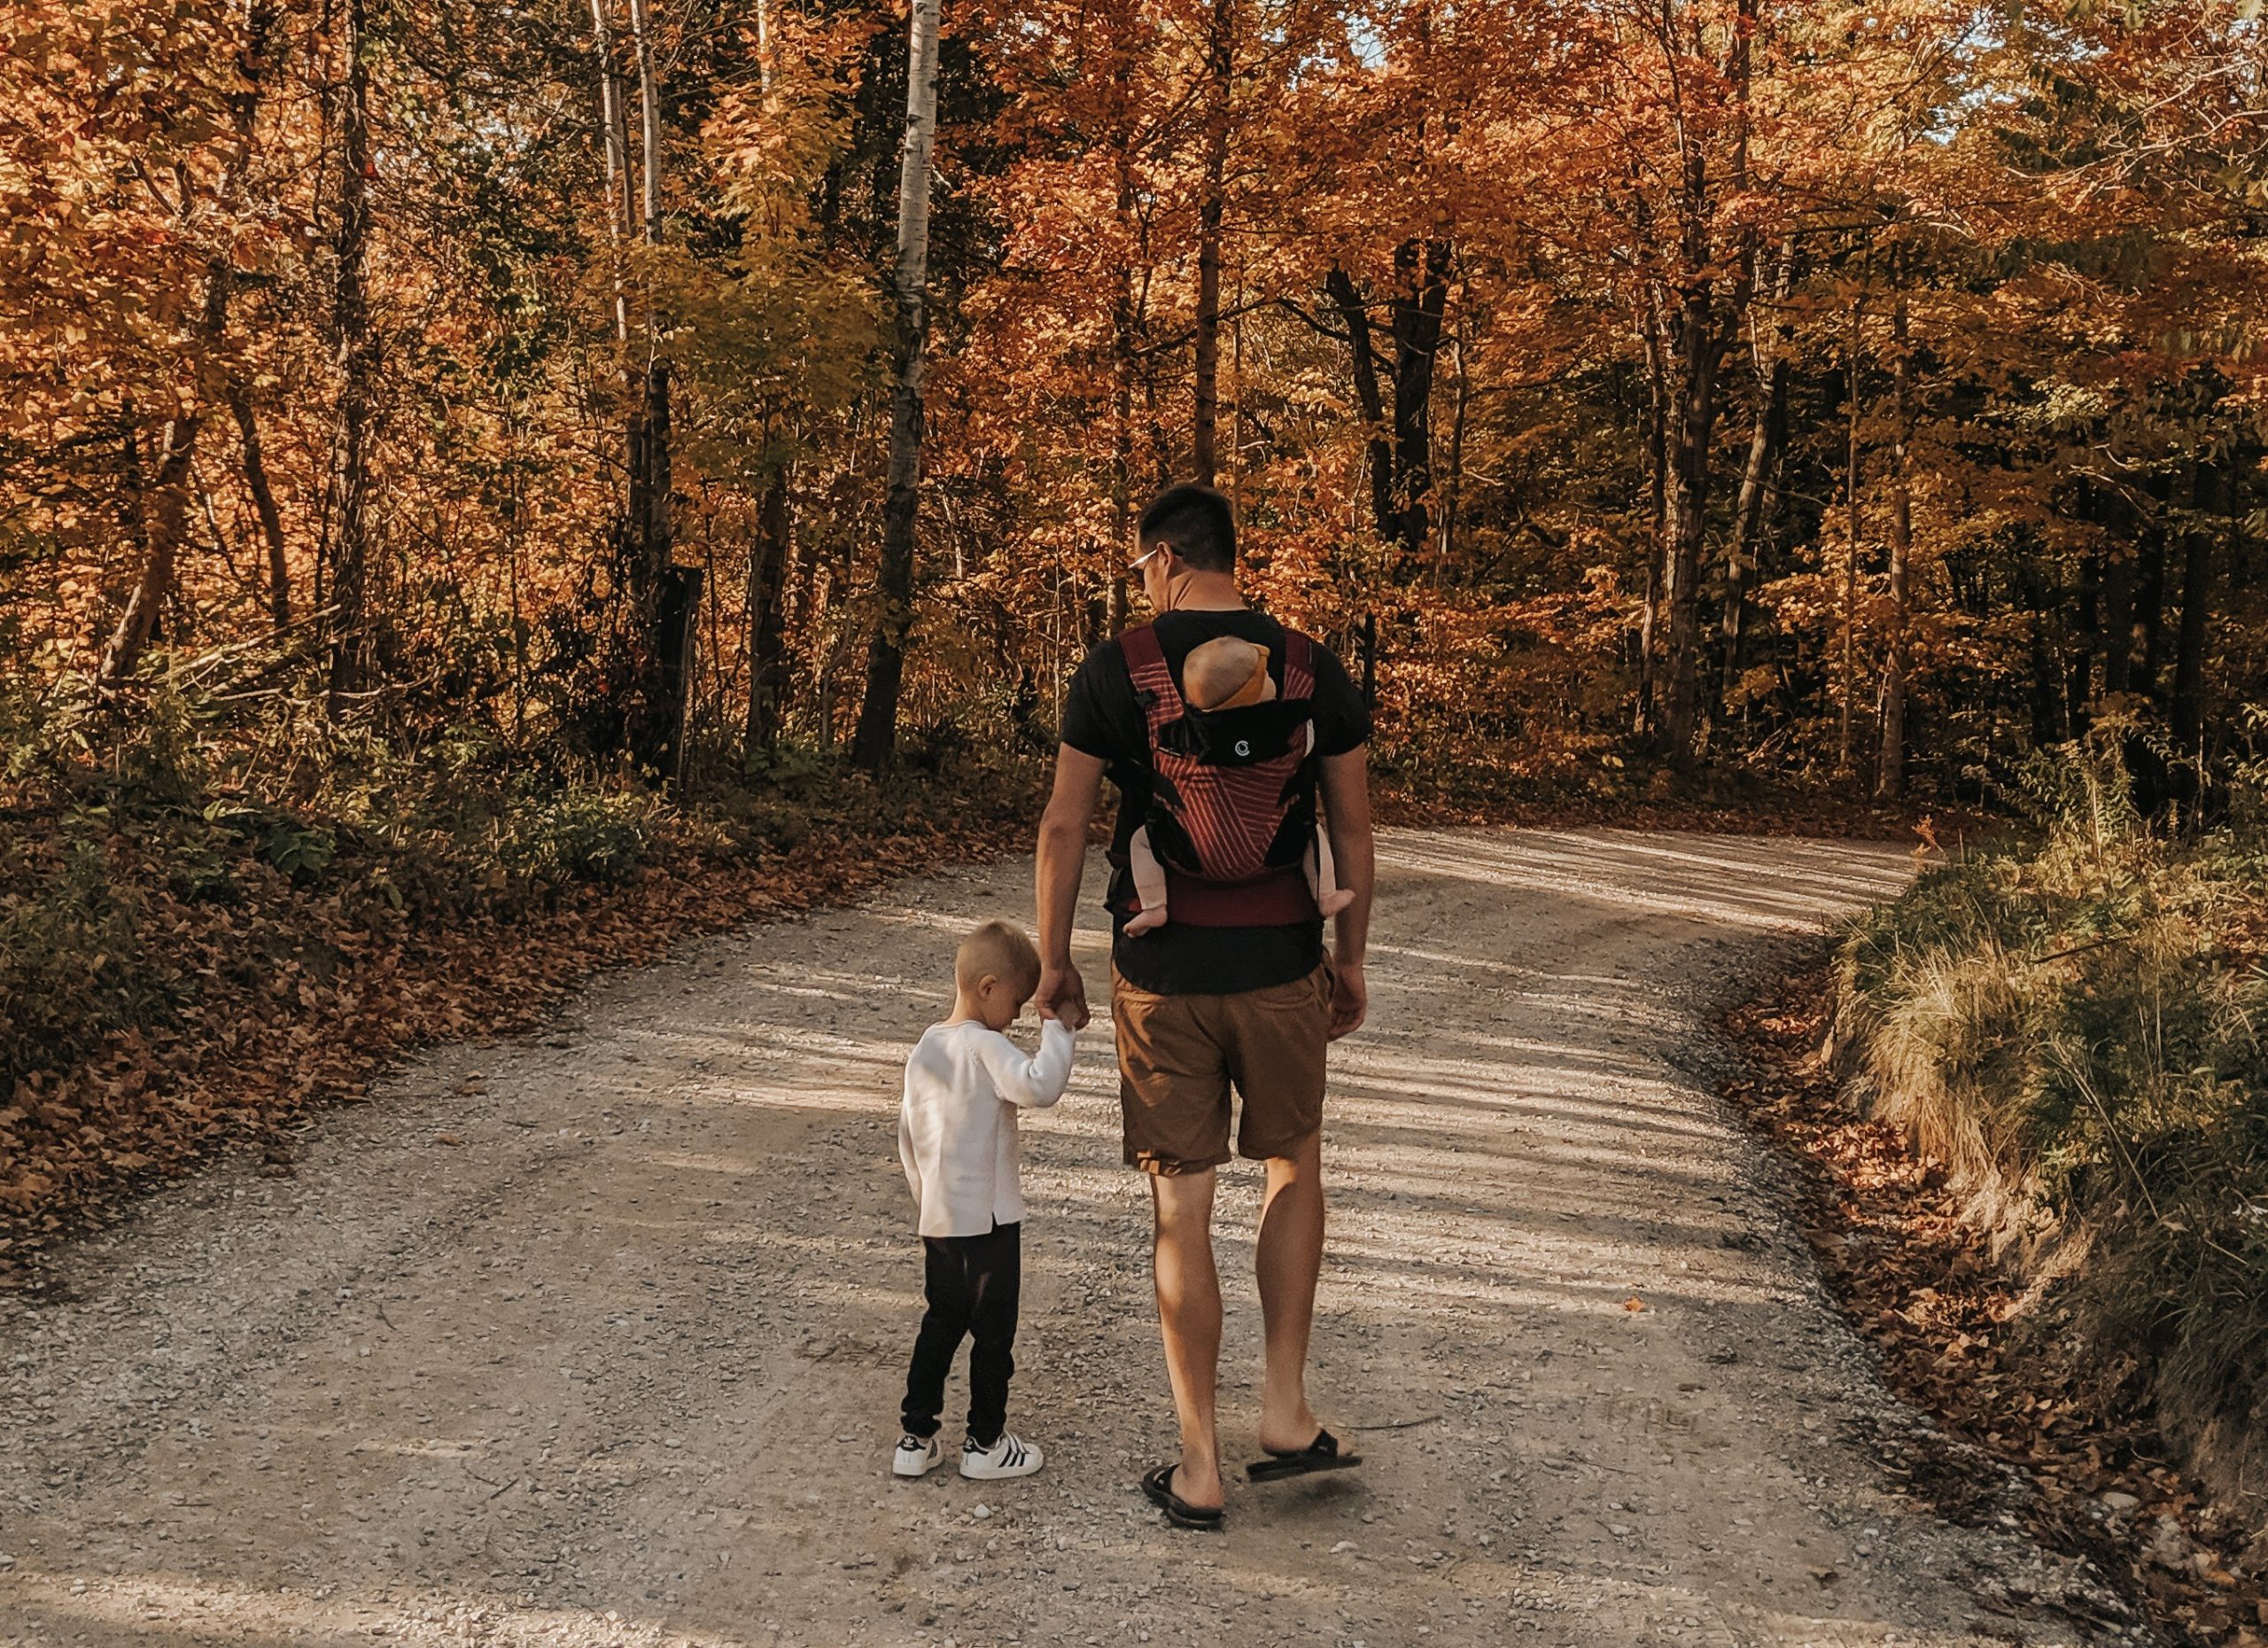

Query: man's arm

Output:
[1319, 745, 1373, 1038]
[1035, 744, 1105, 1029]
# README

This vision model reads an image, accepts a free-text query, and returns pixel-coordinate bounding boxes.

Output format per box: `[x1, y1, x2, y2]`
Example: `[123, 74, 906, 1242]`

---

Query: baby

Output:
[1124, 634, 1354, 936]
[893, 920, 1075, 1481]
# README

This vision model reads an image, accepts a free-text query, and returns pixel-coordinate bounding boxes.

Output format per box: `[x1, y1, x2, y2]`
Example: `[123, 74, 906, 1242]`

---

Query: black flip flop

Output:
[1246, 1427, 1362, 1483]
[1140, 1464, 1225, 1530]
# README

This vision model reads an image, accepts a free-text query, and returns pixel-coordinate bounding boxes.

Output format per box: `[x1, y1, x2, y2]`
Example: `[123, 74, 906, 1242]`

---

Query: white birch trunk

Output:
[893, 0, 940, 338]
[850, 0, 941, 768]
[587, 0, 632, 345]
[626, 0, 664, 251]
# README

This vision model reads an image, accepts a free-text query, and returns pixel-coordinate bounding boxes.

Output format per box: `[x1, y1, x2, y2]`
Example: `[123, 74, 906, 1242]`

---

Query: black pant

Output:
[901, 1220, 1021, 1446]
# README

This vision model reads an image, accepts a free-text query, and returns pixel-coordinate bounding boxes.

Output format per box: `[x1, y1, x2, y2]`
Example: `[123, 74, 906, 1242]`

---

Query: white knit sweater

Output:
[897, 1018, 1076, 1239]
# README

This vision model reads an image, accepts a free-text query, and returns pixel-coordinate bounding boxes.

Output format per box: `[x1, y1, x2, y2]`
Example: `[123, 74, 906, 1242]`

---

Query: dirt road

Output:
[1, 831, 2133, 1647]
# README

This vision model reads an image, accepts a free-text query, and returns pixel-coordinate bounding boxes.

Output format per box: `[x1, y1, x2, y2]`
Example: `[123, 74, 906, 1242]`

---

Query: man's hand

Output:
[1036, 962, 1091, 1030]
[1036, 745, 1105, 1033]
[1318, 746, 1372, 1042]
[1327, 959, 1367, 1040]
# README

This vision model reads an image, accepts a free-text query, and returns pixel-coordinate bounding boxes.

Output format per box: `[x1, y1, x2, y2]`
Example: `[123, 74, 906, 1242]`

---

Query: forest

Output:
[4, 0, 2262, 806]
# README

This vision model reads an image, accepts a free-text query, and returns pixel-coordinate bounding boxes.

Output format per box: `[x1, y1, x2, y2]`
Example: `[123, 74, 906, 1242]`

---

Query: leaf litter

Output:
[1720, 960, 2268, 1647]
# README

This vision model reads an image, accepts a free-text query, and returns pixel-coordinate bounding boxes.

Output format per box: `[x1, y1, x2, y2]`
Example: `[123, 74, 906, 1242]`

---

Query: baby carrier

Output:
[1114, 623, 1324, 927]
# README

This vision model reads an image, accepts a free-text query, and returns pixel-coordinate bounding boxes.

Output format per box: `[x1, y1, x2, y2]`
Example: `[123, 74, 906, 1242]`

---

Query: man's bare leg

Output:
[1151, 1167, 1224, 1510]
[1256, 1131, 1325, 1453]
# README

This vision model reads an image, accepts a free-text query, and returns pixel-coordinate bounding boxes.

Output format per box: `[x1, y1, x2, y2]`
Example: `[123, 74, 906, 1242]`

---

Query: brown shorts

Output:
[1112, 962, 1332, 1175]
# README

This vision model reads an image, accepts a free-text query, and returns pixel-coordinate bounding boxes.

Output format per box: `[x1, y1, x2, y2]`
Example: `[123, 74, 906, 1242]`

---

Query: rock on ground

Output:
[0, 830, 2137, 1647]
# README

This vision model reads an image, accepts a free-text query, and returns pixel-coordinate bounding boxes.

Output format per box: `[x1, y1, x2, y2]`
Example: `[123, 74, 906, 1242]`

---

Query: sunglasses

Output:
[1128, 543, 1168, 575]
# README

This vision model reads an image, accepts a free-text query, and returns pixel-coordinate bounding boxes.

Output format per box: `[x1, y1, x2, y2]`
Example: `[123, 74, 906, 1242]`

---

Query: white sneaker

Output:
[892, 1434, 944, 1478]
[959, 1433, 1044, 1480]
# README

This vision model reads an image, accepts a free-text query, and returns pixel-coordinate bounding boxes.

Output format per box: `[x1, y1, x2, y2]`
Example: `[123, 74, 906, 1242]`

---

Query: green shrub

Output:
[505, 783, 659, 884]
[203, 802, 338, 884]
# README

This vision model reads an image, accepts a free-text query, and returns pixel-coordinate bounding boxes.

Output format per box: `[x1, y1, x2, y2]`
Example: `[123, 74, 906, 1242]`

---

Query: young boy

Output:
[893, 920, 1075, 1481]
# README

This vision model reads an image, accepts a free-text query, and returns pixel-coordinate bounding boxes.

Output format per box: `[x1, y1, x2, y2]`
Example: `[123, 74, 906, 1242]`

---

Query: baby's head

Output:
[1183, 636, 1275, 711]
[955, 920, 1042, 1031]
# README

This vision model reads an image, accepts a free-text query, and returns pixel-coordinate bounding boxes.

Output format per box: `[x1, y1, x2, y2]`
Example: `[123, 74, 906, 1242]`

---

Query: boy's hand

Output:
[1036, 961, 1091, 1030]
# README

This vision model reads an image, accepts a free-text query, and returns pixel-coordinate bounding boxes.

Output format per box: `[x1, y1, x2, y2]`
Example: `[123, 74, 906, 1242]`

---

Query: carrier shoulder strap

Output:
[1282, 630, 1317, 702]
[1118, 623, 1182, 742]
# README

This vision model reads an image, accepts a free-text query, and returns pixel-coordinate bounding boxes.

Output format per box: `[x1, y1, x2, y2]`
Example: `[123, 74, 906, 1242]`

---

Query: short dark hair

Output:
[1137, 483, 1236, 573]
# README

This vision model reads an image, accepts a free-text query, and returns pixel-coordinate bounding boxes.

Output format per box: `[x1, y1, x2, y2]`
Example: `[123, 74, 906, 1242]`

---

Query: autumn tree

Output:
[3, 0, 2262, 812]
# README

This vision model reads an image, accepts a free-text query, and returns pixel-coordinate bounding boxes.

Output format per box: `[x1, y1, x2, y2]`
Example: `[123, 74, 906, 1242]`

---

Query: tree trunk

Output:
[654, 560, 702, 786]
[1110, 82, 1137, 633]
[1437, 302, 1469, 586]
[850, 0, 940, 771]
[628, 0, 663, 245]
[2132, 498, 2168, 693]
[587, 0, 633, 347]
[228, 385, 291, 632]
[1654, 0, 1752, 763]
[97, 1, 277, 691]
[745, 473, 793, 751]
[2169, 458, 2216, 820]
[1325, 265, 1394, 542]
[1837, 290, 1863, 773]
[1388, 238, 1450, 560]
[1108, 370, 1130, 633]
[1718, 242, 1792, 721]
[1191, 0, 1231, 485]
[1635, 310, 1667, 738]
[97, 416, 201, 688]
[627, 361, 692, 777]
[627, 0, 693, 780]
[197, 472, 232, 579]
[588, 0, 695, 780]
[1716, 364, 1783, 723]
[1109, 359, 1130, 634]
[2069, 529, 2100, 736]
[1656, 279, 1725, 758]
[1876, 281, 1912, 801]
[1326, 262, 1395, 700]
[1228, 280, 1247, 516]
[589, 0, 643, 760]
[2099, 546, 2132, 696]
[325, 0, 377, 712]
[2023, 561, 2063, 745]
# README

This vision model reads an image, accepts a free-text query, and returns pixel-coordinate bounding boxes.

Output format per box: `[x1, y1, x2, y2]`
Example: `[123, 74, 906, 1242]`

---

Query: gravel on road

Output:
[0, 830, 2136, 1647]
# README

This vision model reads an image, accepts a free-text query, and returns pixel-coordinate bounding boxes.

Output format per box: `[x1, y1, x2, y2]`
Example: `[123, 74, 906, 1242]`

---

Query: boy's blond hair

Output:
[956, 920, 1041, 994]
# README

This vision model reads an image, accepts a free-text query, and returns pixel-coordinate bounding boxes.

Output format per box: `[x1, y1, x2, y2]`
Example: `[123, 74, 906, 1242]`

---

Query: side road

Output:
[1, 830, 2138, 1647]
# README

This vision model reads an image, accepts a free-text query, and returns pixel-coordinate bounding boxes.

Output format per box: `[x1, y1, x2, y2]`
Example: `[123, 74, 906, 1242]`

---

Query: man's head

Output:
[955, 919, 1042, 1031]
[1132, 485, 1237, 610]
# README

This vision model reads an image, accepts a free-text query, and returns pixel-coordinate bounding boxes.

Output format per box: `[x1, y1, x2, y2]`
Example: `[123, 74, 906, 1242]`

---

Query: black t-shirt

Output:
[1059, 609, 1370, 995]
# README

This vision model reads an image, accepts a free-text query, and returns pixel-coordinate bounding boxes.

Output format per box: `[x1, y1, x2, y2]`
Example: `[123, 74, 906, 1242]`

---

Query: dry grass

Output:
[1836, 739, 2268, 1526]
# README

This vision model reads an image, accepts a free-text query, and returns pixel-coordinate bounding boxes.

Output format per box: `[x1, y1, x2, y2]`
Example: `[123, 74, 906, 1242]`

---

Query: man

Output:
[1034, 482, 1374, 1528]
